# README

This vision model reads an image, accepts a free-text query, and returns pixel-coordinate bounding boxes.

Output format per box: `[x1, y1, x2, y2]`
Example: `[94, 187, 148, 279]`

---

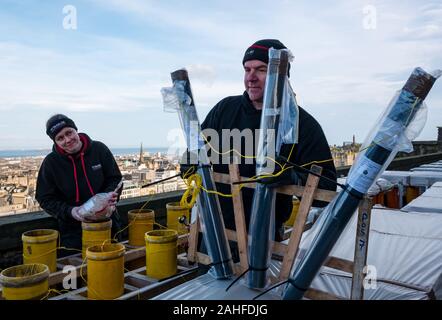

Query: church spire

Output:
[139, 142, 144, 164]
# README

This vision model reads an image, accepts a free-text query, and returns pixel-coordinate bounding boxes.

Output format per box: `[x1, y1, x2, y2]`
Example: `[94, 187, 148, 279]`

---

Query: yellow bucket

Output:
[0, 264, 49, 300]
[128, 209, 155, 246]
[145, 229, 178, 280]
[22, 229, 59, 273]
[284, 199, 301, 227]
[86, 243, 125, 300]
[166, 202, 190, 235]
[82, 220, 112, 259]
[405, 186, 420, 204]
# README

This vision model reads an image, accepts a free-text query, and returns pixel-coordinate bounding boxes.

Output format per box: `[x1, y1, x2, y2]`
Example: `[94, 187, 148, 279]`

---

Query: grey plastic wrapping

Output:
[255, 49, 297, 176]
[346, 93, 428, 194]
[247, 48, 297, 289]
[78, 193, 113, 220]
[77, 181, 122, 221]
[162, 70, 233, 279]
[161, 81, 205, 154]
[367, 178, 394, 197]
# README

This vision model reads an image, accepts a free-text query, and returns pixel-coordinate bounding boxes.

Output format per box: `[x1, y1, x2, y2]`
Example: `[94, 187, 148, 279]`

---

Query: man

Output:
[183, 39, 337, 241]
[36, 114, 123, 253]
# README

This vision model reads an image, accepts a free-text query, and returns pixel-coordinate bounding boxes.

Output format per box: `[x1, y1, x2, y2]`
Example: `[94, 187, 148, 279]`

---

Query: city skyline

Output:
[1, 0, 441, 149]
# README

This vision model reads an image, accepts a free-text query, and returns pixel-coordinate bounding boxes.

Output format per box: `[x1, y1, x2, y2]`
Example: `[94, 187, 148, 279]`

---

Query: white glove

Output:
[71, 207, 86, 222]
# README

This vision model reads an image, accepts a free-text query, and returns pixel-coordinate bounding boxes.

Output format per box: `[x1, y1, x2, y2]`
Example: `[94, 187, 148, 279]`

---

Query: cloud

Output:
[1, 0, 441, 148]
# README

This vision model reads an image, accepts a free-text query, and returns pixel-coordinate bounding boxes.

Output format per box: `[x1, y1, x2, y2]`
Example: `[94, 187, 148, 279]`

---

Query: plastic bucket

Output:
[145, 229, 178, 280]
[405, 186, 420, 204]
[82, 220, 112, 259]
[22, 229, 59, 273]
[384, 187, 400, 209]
[284, 199, 301, 227]
[86, 243, 125, 300]
[0, 264, 49, 300]
[128, 209, 155, 246]
[166, 202, 190, 235]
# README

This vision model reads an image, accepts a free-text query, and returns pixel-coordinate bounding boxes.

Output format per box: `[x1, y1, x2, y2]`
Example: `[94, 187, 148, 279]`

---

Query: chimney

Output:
[438, 127, 442, 143]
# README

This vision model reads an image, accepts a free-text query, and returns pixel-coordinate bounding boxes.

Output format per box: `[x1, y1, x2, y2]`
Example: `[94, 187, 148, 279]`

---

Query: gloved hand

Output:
[108, 191, 118, 206]
[71, 207, 85, 222]
[259, 157, 299, 188]
[179, 149, 199, 179]
[86, 204, 115, 221]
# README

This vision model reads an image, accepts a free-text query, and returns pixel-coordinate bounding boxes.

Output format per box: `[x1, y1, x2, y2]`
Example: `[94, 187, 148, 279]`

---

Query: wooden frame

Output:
[188, 164, 373, 300]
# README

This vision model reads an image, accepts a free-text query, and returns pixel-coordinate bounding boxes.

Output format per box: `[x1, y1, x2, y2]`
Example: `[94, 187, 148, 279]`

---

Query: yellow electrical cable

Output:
[180, 173, 202, 208]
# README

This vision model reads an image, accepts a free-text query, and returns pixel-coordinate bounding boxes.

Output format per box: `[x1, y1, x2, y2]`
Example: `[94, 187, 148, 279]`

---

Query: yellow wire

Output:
[180, 174, 202, 208]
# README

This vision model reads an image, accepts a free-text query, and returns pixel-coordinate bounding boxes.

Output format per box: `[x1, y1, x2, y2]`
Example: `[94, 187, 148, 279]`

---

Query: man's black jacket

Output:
[201, 92, 337, 240]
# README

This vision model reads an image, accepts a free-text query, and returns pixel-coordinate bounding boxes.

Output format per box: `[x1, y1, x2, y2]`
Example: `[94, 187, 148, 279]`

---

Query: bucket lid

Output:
[22, 229, 59, 244]
[166, 202, 188, 210]
[145, 229, 178, 244]
[128, 209, 155, 220]
[0, 264, 49, 288]
[82, 219, 112, 231]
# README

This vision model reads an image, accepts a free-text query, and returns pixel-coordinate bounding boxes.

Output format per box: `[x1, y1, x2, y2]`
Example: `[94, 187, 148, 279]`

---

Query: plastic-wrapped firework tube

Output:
[283, 67, 440, 299]
[247, 49, 291, 289]
[167, 69, 233, 279]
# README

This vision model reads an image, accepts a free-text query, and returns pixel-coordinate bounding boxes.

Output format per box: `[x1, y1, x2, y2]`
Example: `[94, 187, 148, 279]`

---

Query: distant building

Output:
[396, 127, 442, 158]
[331, 135, 361, 167]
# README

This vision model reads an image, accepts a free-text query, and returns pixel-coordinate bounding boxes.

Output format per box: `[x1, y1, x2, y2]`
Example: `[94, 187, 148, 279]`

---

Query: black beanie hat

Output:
[46, 114, 77, 140]
[242, 39, 290, 76]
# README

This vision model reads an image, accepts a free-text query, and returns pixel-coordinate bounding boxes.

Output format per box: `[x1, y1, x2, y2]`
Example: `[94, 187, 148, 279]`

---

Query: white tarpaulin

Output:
[409, 171, 442, 187]
[380, 171, 411, 186]
[295, 208, 442, 299]
[154, 208, 441, 300]
[402, 184, 442, 214]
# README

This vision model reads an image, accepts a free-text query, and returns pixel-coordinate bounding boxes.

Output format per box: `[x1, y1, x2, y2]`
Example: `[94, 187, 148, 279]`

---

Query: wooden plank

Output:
[229, 163, 249, 273]
[125, 275, 152, 288]
[304, 288, 342, 300]
[351, 197, 372, 300]
[227, 228, 288, 258]
[325, 256, 354, 274]
[213, 172, 338, 202]
[271, 241, 288, 257]
[212, 172, 232, 184]
[124, 246, 146, 262]
[279, 165, 323, 281]
[187, 215, 200, 263]
[48, 264, 87, 287]
[116, 267, 199, 300]
[196, 252, 212, 265]
[276, 185, 338, 202]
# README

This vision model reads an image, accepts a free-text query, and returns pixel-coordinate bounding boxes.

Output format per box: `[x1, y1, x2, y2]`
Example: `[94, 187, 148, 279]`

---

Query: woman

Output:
[36, 114, 123, 253]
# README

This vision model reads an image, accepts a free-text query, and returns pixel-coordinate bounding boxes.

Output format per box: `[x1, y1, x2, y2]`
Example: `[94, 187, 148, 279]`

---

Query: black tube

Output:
[247, 50, 289, 288]
[283, 67, 439, 299]
[171, 69, 233, 279]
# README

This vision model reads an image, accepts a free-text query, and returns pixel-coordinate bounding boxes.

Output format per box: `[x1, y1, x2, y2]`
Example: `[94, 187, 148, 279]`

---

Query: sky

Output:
[0, 0, 441, 150]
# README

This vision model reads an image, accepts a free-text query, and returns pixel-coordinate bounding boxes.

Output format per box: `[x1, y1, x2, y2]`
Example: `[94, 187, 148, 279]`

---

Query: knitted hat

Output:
[242, 39, 290, 76]
[46, 114, 77, 140]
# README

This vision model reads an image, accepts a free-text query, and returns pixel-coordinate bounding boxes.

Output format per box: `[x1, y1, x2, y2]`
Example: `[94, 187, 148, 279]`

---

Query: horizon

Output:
[1, 1, 441, 149]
